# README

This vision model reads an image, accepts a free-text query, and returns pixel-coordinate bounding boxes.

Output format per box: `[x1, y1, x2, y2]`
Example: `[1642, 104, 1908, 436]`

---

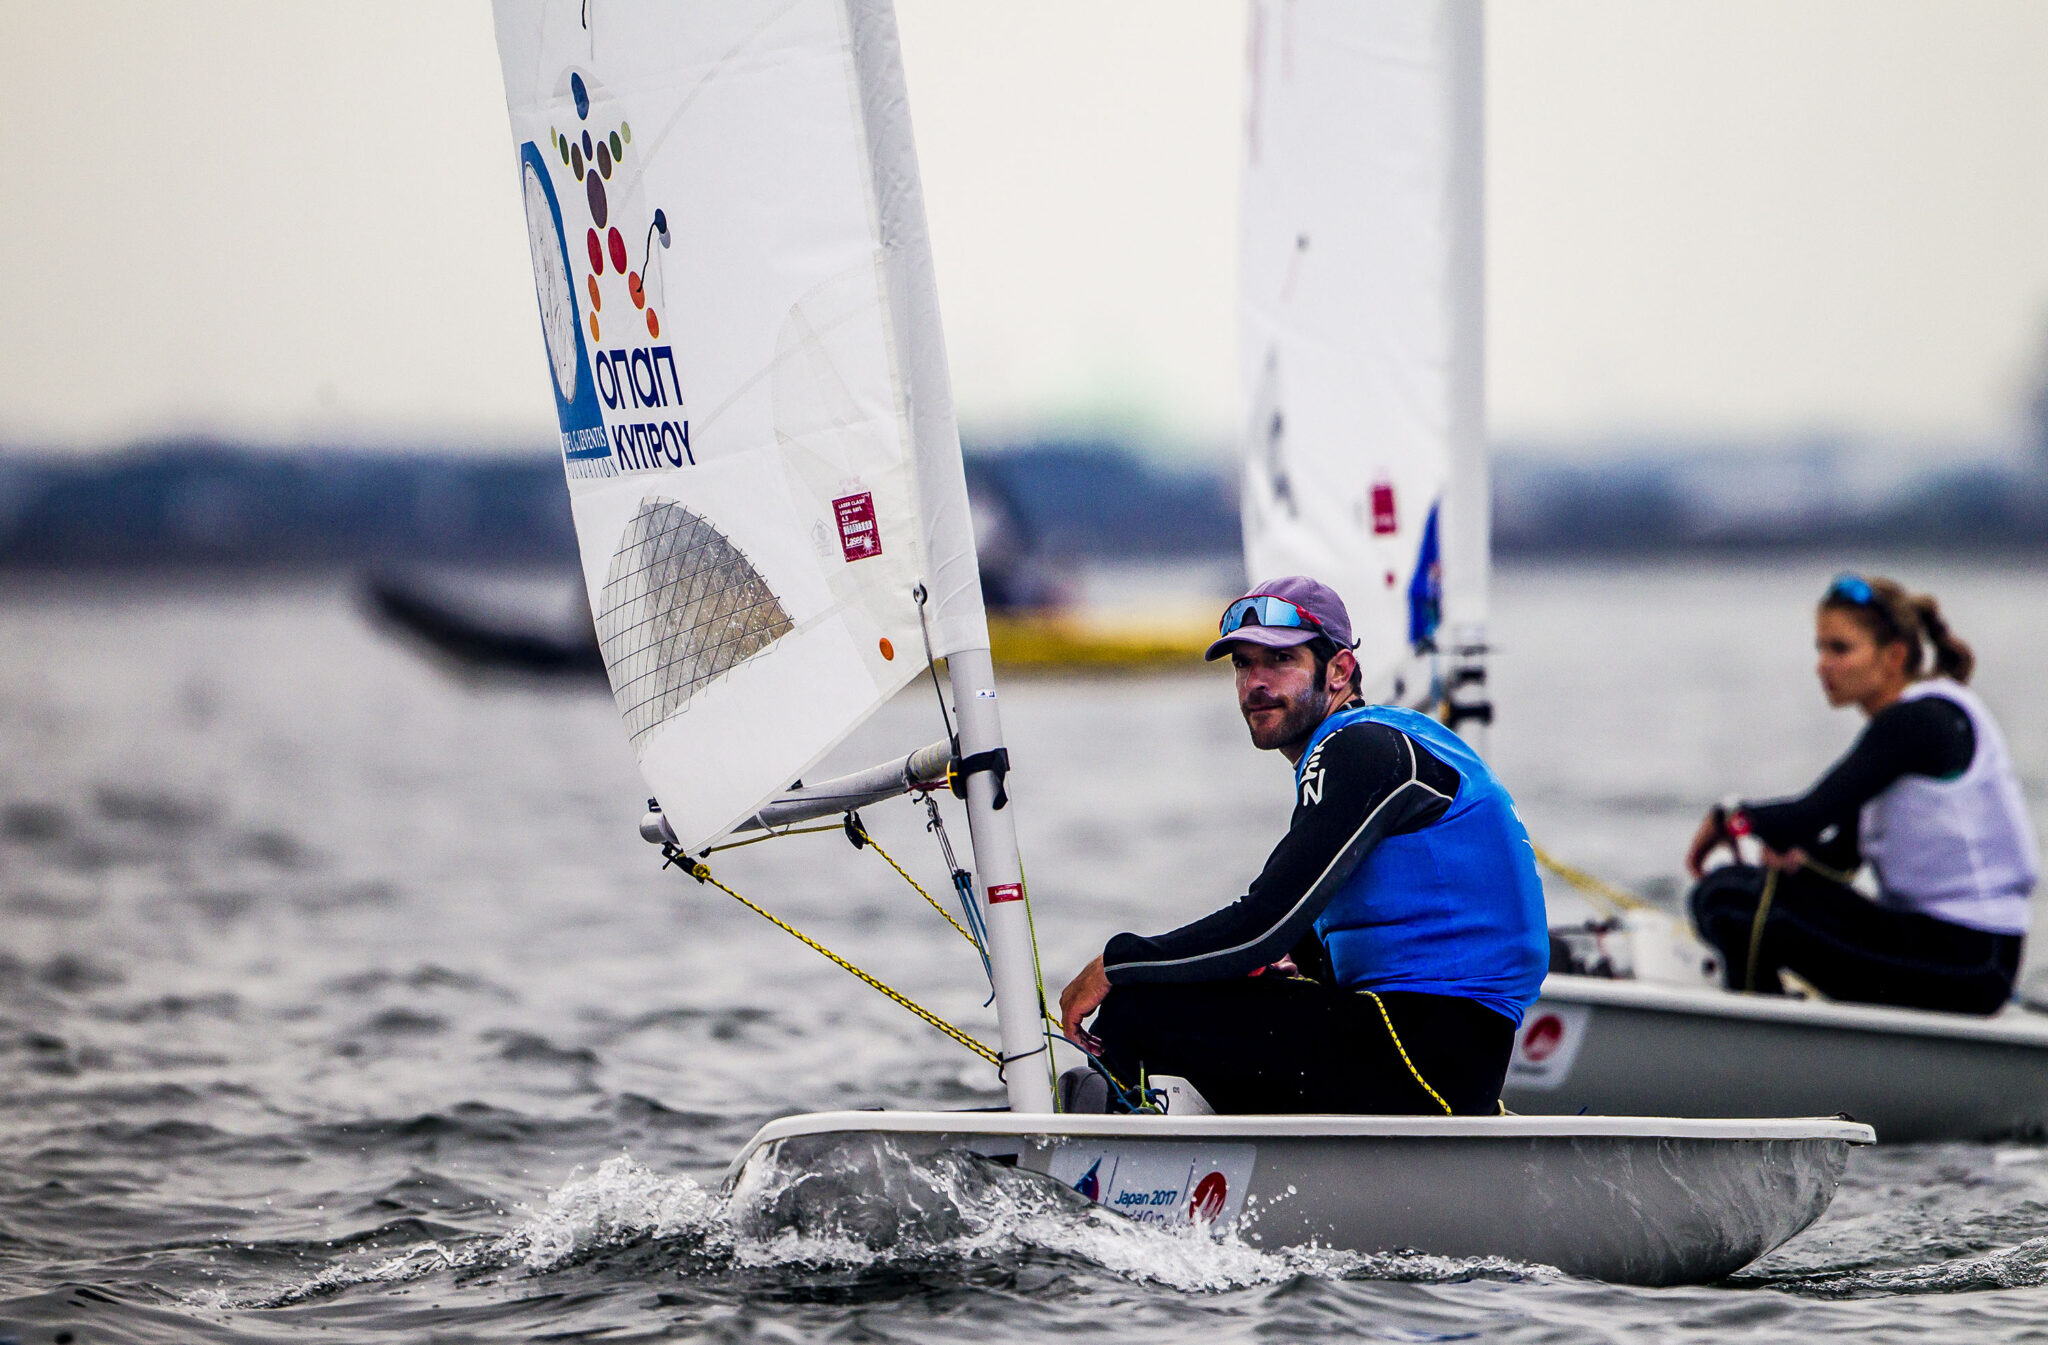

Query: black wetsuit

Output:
[1089, 715, 1516, 1114]
[1691, 695, 2022, 1014]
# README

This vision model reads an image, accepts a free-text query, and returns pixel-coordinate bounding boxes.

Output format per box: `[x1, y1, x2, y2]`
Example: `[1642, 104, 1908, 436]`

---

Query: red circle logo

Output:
[1188, 1171, 1228, 1224]
[1521, 1013, 1565, 1063]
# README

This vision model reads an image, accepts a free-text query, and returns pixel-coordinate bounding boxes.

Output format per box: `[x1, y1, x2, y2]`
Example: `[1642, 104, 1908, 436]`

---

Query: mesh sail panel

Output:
[596, 497, 795, 744]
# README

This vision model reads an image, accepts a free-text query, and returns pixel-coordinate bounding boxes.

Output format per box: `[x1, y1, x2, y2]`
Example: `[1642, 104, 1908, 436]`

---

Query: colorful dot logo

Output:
[549, 70, 672, 352]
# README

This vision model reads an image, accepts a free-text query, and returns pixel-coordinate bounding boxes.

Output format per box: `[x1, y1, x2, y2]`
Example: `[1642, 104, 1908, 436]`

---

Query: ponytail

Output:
[1911, 593, 1975, 684]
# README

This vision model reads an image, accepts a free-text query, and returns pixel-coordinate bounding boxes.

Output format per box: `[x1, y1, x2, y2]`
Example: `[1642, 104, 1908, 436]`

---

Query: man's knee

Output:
[1689, 864, 1764, 940]
[1091, 981, 1194, 1053]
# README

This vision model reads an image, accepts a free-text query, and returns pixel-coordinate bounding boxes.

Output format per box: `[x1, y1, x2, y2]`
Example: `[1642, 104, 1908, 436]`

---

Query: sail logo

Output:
[520, 68, 689, 478]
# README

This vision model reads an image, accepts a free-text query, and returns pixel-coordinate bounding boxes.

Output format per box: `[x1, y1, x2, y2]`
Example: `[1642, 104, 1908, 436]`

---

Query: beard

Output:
[1242, 680, 1331, 752]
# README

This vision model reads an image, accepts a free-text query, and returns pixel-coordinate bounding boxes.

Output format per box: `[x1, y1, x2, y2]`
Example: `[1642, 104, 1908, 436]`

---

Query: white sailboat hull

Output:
[725, 1110, 1870, 1286]
[1505, 975, 2048, 1142]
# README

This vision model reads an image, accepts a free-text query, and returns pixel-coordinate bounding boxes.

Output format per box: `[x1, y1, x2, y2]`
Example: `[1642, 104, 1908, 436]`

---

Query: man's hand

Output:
[1058, 955, 1110, 1052]
[1685, 808, 1728, 880]
[1762, 844, 1808, 874]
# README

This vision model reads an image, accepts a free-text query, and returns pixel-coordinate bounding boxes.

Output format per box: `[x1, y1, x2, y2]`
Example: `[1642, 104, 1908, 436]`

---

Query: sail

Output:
[491, 0, 986, 851]
[1239, 0, 1485, 698]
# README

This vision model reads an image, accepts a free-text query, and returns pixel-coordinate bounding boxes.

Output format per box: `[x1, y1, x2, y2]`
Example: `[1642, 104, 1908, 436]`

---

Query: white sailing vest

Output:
[1859, 679, 2039, 934]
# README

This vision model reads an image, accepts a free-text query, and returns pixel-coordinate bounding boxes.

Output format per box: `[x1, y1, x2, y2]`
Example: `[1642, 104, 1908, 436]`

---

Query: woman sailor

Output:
[1685, 573, 2038, 1015]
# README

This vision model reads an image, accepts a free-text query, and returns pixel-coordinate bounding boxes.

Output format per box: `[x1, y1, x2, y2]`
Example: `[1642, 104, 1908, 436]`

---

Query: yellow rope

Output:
[849, 820, 983, 952]
[1744, 866, 1779, 992]
[1361, 989, 1453, 1116]
[671, 853, 1000, 1067]
[1740, 853, 1859, 992]
[1531, 843, 1651, 914]
[1799, 854, 1857, 886]
[698, 821, 844, 855]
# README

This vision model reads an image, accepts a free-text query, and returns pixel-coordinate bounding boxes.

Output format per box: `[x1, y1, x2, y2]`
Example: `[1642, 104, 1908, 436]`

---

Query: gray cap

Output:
[1203, 575, 1357, 661]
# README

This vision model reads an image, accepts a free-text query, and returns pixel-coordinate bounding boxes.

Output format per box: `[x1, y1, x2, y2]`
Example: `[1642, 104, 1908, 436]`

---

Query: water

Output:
[2, 557, 2046, 1342]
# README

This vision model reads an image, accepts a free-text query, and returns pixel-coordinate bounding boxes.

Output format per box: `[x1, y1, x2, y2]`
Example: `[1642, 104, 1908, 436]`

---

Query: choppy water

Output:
[2, 557, 2047, 1343]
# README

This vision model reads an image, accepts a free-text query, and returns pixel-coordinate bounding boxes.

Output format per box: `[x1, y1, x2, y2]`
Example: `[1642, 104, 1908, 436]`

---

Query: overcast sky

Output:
[4, 1, 2047, 456]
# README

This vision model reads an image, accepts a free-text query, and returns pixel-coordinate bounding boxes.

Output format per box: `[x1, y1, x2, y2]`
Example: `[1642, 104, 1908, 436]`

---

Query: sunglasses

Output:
[1825, 573, 1874, 606]
[1219, 594, 1326, 638]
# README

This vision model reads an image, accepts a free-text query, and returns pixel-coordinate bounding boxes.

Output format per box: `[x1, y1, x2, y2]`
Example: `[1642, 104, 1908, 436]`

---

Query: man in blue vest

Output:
[1057, 576, 1548, 1114]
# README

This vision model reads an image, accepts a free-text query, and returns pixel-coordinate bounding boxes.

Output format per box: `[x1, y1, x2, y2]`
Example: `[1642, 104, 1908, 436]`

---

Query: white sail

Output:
[492, 0, 987, 852]
[1239, 0, 1485, 703]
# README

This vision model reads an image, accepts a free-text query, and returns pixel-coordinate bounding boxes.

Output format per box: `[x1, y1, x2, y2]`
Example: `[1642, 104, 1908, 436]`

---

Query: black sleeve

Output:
[1743, 695, 1975, 853]
[1102, 721, 1459, 985]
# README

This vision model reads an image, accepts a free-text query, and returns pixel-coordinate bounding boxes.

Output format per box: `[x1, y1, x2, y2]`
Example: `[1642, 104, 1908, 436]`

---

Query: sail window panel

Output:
[597, 497, 795, 743]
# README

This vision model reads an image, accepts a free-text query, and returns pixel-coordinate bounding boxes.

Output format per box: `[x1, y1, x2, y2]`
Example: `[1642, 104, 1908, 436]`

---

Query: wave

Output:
[224, 1144, 1557, 1309]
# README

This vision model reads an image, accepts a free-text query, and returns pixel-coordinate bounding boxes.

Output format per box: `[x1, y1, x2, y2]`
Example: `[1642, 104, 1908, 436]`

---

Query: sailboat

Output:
[489, 0, 1867, 1285]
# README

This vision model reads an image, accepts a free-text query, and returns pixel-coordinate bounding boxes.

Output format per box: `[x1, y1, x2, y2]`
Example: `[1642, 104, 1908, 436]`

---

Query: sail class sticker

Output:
[986, 883, 1023, 905]
[1047, 1141, 1255, 1233]
[833, 493, 881, 562]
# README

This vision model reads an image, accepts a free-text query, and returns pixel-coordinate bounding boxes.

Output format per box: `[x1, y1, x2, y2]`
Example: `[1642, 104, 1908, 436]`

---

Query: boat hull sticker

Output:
[1044, 1140, 1255, 1232]
[1506, 1001, 1593, 1091]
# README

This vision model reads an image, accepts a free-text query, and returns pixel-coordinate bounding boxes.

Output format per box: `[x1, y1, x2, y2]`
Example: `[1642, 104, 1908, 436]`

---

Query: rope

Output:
[923, 794, 993, 985]
[847, 815, 983, 952]
[912, 584, 958, 755]
[1361, 989, 1452, 1116]
[1745, 866, 1779, 992]
[1531, 843, 1651, 914]
[1014, 860, 1055, 1053]
[1741, 853, 1852, 991]
[664, 846, 1000, 1067]
[1798, 854, 1856, 886]
[1044, 1012, 1159, 1113]
[697, 821, 843, 856]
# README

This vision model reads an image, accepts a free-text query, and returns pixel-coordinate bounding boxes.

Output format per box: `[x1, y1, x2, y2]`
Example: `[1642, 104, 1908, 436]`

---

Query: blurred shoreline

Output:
[1, 436, 2045, 572]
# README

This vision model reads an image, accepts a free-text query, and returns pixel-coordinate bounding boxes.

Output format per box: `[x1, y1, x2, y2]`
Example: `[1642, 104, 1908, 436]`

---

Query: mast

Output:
[848, 0, 1055, 1114]
[947, 650, 1055, 1113]
[1439, 0, 1492, 749]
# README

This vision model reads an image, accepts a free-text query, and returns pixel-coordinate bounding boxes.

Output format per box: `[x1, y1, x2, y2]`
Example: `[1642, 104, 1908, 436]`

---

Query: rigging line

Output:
[1040, 1015, 1157, 1115]
[1740, 854, 1845, 993]
[1746, 867, 1780, 993]
[663, 845, 1000, 1068]
[1798, 854, 1856, 887]
[1361, 989, 1453, 1116]
[846, 815, 983, 953]
[921, 793, 994, 986]
[912, 585, 958, 754]
[1530, 843, 1651, 914]
[697, 821, 842, 856]
[1014, 861, 1054, 1028]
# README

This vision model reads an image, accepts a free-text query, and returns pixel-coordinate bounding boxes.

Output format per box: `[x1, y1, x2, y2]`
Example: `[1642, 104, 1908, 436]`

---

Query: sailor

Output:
[1056, 576, 1549, 1114]
[1686, 573, 2038, 1015]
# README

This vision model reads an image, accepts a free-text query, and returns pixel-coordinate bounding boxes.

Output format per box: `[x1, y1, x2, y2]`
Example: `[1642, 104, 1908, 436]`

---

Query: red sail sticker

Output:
[1370, 479, 1398, 535]
[834, 492, 881, 562]
[987, 883, 1024, 904]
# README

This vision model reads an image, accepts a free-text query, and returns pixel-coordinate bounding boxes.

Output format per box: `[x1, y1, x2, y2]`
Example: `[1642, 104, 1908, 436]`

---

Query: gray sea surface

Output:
[3, 557, 2048, 1342]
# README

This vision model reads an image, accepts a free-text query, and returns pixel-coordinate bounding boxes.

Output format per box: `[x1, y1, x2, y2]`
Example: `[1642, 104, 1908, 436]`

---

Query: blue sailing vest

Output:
[1295, 704, 1549, 1024]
